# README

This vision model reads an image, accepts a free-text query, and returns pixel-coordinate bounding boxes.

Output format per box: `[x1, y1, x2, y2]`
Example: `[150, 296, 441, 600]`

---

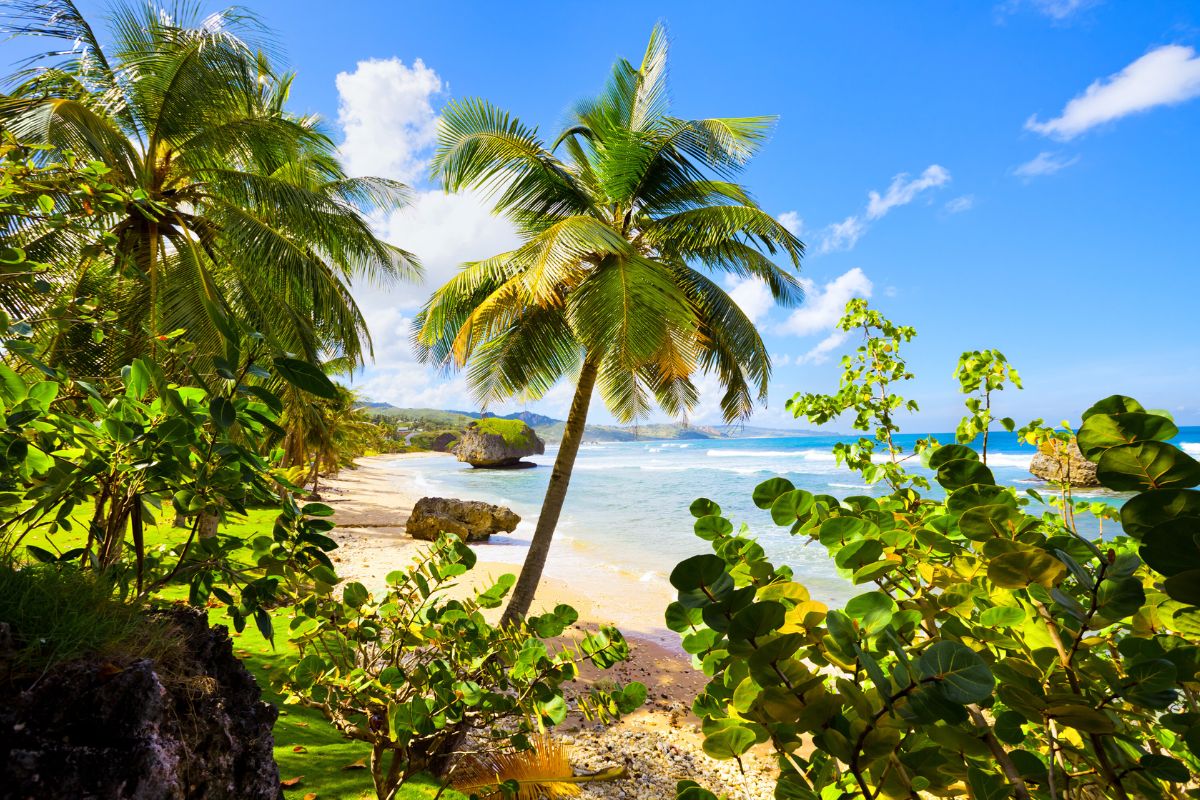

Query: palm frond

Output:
[453, 736, 625, 800]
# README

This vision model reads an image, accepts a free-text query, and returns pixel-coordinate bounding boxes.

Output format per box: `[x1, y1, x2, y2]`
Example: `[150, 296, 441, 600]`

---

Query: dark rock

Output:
[453, 420, 544, 468]
[429, 432, 458, 453]
[406, 496, 521, 542]
[1029, 438, 1100, 487]
[0, 607, 280, 800]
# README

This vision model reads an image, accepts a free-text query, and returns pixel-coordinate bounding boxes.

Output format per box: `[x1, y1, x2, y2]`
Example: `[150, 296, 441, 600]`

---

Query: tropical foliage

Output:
[1, 0, 417, 377]
[668, 300, 1200, 799]
[414, 24, 804, 622]
[278, 535, 645, 800]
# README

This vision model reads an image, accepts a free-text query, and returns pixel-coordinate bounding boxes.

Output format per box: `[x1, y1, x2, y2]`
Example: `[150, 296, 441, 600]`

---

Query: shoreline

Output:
[320, 453, 680, 644]
[318, 454, 778, 798]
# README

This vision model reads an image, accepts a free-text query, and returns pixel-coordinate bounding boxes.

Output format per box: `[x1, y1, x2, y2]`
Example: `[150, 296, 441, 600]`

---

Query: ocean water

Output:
[389, 427, 1200, 607]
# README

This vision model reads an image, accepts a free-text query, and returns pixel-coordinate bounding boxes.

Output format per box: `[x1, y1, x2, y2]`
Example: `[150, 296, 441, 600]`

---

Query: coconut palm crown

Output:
[414, 25, 805, 621]
[1, 0, 418, 375]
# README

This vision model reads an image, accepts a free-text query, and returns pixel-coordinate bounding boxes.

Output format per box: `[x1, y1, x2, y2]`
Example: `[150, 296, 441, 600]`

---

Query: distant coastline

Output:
[364, 402, 825, 444]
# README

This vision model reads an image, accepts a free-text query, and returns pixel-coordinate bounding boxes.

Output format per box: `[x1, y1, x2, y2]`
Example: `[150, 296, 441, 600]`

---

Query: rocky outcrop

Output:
[428, 432, 458, 452]
[0, 607, 280, 800]
[453, 419, 544, 468]
[1029, 438, 1100, 487]
[406, 496, 521, 543]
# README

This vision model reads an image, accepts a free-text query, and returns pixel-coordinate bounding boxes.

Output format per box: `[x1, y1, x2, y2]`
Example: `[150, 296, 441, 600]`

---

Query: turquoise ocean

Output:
[386, 427, 1200, 609]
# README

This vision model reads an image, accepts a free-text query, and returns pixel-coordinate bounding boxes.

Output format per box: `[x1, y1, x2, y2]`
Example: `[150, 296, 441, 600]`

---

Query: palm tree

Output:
[414, 25, 804, 624]
[1, 0, 417, 377]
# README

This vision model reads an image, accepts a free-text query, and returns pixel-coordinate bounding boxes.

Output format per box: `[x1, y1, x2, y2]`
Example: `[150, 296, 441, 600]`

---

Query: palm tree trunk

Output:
[500, 356, 600, 626]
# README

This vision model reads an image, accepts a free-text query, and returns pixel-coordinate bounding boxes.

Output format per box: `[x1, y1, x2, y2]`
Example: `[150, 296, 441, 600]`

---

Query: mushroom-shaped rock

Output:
[453, 419, 545, 468]
[1029, 438, 1100, 487]
[406, 496, 521, 543]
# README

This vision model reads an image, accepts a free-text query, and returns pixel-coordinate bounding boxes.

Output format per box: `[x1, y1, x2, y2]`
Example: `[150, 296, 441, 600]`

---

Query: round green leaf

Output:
[928, 444, 979, 470]
[1081, 394, 1145, 420]
[959, 504, 1022, 541]
[770, 489, 815, 526]
[835, 539, 884, 570]
[916, 641, 994, 704]
[987, 547, 1066, 589]
[1139, 519, 1200, 575]
[1164, 570, 1200, 606]
[670, 554, 728, 592]
[728, 601, 786, 641]
[937, 459, 995, 491]
[1095, 576, 1147, 620]
[690, 497, 721, 518]
[752, 477, 795, 509]
[979, 605, 1025, 627]
[694, 515, 733, 541]
[1121, 490, 1200, 539]
[845, 591, 896, 635]
[1076, 412, 1178, 459]
[1097, 442, 1200, 492]
[342, 581, 370, 608]
[701, 723, 758, 760]
[948, 483, 1015, 514]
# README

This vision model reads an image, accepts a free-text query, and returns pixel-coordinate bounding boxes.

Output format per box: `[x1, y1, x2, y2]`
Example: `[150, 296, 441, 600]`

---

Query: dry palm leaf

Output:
[453, 735, 626, 799]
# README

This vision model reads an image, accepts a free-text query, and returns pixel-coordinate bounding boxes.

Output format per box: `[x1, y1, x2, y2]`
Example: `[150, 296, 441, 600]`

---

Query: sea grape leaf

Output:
[937, 459, 995, 491]
[752, 477, 795, 509]
[1076, 411, 1178, 459]
[1096, 442, 1200, 492]
[916, 641, 995, 704]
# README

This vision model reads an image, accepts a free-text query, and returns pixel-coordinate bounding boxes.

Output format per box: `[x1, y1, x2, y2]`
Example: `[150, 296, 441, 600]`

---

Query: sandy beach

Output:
[318, 455, 777, 798]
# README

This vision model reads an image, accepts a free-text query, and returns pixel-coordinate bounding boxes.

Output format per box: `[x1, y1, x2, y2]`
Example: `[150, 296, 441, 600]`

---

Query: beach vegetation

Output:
[472, 416, 540, 450]
[278, 534, 644, 800]
[670, 299, 1200, 799]
[414, 24, 804, 624]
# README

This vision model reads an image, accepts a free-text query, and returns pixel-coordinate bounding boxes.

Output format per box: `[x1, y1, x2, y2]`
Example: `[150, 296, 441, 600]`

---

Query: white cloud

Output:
[1013, 150, 1081, 178]
[944, 194, 975, 213]
[777, 211, 804, 235]
[334, 57, 520, 411]
[818, 165, 951, 253]
[1026, 45, 1200, 140]
[778, 267, 873, 337]
[820, 215, 867, 254]
[723, 276, 776, 324]
[796, 331, 849, 366]
[336, 58, 442, 183]
[866, 165, 951, 220]
[999, 0, 1099, 21]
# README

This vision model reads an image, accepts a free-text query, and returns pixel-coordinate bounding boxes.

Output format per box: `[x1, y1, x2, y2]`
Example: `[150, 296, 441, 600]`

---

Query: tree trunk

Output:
[500, 356, 600, 626]
[197, 511, 219, 540]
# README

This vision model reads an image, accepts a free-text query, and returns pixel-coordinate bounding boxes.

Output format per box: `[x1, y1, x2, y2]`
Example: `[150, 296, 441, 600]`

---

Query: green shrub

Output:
[277, 535, 645, 800]
[668, 300, 1200, 799]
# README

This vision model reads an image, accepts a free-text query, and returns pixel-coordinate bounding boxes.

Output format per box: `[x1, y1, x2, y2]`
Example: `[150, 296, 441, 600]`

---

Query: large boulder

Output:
[406, 496, 521, 543]
[0, 606, 279, 800]
[1029, 438, 1100, 487]
[453, 419, 544, 468]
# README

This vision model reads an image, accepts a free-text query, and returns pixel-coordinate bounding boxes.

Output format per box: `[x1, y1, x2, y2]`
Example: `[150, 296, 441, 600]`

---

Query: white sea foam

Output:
[985, 453, 1034, 469]
[1182, 442, 1200, 456]
[705, 448, 837, 461]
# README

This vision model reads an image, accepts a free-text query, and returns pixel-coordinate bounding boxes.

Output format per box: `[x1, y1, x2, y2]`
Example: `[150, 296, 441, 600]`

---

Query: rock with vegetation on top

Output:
[1029, 438, 1100, 487]
[0, 606, 279, 800]
[453, 418, 545, 468]
[406, 496, 521, 542]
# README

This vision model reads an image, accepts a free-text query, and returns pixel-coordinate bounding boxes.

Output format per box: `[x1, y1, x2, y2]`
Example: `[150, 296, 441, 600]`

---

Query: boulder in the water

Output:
[406, 496, 521, 542]
[453, 419, 544, 468]
[1029, 438, 1099, 487]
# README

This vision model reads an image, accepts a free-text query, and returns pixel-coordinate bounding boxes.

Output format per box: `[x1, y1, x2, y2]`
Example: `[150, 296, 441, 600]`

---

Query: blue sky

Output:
[11, 0, 1200, 429]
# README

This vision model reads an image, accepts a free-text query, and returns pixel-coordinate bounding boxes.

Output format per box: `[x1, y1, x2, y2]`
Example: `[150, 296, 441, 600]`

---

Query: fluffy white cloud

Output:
[1026, 45, 1200, 140]
[777, 210, 804, 235]
[944, 195, 975, 213]
[866, 165, 951, 220]
[334, 57, 521, 410]
[818, 165, 950, 253]
[1014, 150, 1081, 178]
[796, 331, 849, 365]
[336, 58, 442, 183]
[778, 267, 873, 337]
[723, 276, 776, 324]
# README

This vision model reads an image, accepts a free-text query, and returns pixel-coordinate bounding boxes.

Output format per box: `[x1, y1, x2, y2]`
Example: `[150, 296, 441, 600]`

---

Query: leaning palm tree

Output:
[414, 25, 804, 624]
[1, 1, 417, 376]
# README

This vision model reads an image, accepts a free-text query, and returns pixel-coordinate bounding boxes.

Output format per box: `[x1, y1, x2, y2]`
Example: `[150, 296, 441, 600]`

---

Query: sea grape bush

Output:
[278, 535, 646, 800]
[668, 301, 1200, 799]
[954, 349, 1021, 464]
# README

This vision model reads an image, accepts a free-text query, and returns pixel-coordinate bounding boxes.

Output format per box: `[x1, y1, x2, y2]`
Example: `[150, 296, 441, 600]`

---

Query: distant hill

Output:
[367, 404, 812, 444]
